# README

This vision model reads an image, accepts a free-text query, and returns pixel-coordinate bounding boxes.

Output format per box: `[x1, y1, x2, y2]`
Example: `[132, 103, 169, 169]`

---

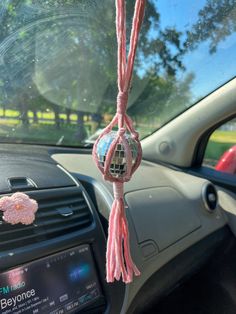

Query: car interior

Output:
[0, 1, 235, 314]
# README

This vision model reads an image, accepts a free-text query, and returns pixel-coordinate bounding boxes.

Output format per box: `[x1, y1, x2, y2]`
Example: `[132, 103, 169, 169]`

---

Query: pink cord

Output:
[93, 0, 146, 283]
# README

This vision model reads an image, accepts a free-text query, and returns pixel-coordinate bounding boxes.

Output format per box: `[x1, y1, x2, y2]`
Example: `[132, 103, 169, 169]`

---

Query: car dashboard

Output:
[0, 144, 234, 314]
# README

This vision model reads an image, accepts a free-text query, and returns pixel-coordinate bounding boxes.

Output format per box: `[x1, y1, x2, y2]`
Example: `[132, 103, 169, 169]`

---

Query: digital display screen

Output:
[0, 245, 103, 314]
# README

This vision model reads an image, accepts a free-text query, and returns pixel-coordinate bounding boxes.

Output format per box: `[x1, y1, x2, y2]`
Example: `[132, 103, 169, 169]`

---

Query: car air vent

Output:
[202, 183, 218, 212]
[0, 187, 93, 251]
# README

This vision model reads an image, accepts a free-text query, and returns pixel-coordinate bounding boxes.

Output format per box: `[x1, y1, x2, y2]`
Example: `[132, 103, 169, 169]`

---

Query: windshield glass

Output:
[0, 0, 235, 146]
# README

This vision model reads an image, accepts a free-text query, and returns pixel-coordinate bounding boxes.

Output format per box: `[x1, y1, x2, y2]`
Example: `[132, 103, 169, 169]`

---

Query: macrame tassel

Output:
[106, 182, 140, 283]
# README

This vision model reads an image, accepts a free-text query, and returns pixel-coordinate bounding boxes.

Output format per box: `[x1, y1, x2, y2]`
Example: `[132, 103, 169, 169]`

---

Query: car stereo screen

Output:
[0, 245, 102, 314]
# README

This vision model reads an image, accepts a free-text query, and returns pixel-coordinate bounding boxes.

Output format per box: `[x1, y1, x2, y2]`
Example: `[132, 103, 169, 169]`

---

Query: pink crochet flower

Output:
[0, 192, 38, 225]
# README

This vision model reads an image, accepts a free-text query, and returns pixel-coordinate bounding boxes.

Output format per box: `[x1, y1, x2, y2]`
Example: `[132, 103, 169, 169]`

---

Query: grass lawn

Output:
[0, 123, 85, 146]
[0, 109, 235, 155]
[0, 109, 93, 145]
[210, 130, 236, 143]
[0, 109, 78, 121]
[205, 130, 236, 166]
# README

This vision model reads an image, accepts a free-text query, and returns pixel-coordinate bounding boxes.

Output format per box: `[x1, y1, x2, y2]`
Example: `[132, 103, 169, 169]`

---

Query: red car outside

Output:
[215, 145, 236, 174]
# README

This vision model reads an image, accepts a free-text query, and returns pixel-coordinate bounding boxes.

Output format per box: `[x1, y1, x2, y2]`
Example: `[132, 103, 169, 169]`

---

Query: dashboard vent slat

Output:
[36, 212, 91, 228]
[37, 209, 89, 220]
[0, 187, 93, 251]
[38, 197, 85, 209]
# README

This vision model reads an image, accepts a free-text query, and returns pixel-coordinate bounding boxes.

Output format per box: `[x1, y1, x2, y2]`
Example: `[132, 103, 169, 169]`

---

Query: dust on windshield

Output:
[0, 0, 235, 146]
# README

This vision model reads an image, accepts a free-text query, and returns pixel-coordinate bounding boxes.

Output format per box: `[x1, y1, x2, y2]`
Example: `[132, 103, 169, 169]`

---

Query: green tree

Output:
[186, 0, 236, 53]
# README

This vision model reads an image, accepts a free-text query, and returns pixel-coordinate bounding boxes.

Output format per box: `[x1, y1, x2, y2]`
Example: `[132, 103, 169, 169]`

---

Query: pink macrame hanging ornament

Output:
[93, 0, 146, 283]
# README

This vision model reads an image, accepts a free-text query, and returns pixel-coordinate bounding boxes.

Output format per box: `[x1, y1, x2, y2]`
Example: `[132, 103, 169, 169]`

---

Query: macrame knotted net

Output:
[92, 0, 146, 283]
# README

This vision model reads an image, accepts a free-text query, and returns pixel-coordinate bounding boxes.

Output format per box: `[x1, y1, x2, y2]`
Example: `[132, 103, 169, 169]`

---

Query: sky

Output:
[156, 0, 236, 101]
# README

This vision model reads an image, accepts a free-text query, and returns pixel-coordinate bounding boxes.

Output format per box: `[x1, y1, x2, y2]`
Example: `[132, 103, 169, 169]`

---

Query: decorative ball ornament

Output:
[96, 131, 139, 179]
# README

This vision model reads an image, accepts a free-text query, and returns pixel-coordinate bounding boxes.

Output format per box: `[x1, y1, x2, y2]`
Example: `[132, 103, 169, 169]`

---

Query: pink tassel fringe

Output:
[106, 182, 140, 283]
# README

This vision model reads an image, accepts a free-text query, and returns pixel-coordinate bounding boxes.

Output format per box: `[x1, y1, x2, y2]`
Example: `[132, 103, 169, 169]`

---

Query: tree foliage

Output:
[186, 0, 236, 53]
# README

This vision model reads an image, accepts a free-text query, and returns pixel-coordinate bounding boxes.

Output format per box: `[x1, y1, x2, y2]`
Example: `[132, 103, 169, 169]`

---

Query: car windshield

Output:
[0, 0, 235, 146]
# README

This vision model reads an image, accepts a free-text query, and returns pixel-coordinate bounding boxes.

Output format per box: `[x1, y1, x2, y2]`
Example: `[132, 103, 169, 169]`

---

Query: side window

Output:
[203, 119, 236, 175]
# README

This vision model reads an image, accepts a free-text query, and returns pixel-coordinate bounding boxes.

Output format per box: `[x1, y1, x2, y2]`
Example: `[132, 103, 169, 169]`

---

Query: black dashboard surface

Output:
[0, 145, 76, 192]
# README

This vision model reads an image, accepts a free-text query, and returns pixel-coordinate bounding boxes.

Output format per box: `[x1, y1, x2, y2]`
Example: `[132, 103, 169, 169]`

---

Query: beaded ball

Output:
[96, 131, 138, 179]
